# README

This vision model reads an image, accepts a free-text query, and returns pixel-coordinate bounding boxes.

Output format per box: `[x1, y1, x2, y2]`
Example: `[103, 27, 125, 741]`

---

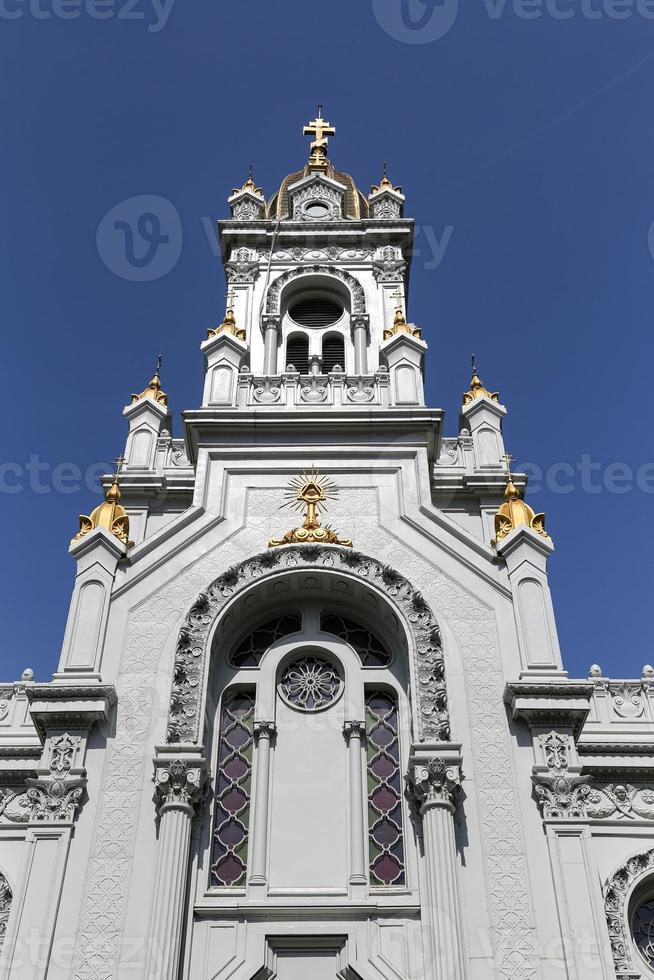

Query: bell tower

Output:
[202, 110, 428, 417]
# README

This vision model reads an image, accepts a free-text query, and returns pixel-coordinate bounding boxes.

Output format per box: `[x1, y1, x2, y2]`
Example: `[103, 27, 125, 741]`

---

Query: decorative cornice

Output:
[407, 757, 462, 814]
[167, 547, 448, 745]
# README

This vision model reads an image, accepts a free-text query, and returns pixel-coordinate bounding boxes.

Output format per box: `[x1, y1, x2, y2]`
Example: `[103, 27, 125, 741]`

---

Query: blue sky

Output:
[1, 0, 652, 682]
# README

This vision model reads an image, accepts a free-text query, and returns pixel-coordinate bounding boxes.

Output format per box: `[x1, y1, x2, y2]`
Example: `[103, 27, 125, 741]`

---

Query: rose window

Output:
[633, 897, 654, 967]
[279, 656, 342, 711]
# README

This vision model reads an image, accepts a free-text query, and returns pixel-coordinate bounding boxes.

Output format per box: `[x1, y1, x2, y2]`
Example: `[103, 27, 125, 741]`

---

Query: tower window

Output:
[321, 334, 345, 374]
[286, 334, 310, 373]
[366, 689, 405, 887]
[289, 296, 342, 330]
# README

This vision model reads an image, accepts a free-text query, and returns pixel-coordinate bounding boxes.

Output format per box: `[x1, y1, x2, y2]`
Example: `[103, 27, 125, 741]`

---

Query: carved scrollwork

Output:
[253, 378, 281, 404]
[604, 847, 654, 975]
[0, 871, 12, 955]
[300, 376, 328, 404]
[167, 547, 449, 744]
[372, 259, 406, 283]
[154, 759, 206, 815]
[609, 681, 646, 719]
[225, 260, 260, 284]
[408, 758, 462, 813]
[346, 377, 375, 404]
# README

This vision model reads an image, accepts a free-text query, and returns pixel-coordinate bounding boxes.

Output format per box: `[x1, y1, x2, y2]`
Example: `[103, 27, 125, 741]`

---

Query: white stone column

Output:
[248, 721, 276, 891]
[408, 752, 467, 980]
[262, 315, 280, 375]
[351, 315, 369, 375]
[146, 750, 206, 980]
[343, 720, 367, 890]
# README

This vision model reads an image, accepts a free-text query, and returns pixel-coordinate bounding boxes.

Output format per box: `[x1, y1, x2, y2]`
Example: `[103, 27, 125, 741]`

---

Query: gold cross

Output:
[502, 453, 514, 475]
[225, 289, 236, 311]
[114, 455, 126, 476]
[303, 106, 335, 145]
[391, 287, 404, 308]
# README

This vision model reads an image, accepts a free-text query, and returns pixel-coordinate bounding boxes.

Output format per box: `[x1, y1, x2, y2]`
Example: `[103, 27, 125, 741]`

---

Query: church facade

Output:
[1, 114, 653, 980]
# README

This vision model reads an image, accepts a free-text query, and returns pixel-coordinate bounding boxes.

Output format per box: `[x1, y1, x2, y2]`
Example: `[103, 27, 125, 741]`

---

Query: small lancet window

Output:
[320, 613, 392, 667]
[321, 333, 345, 373]
[366, 689, 405, 887]
[286, 334, 310, 374]
[210, 689, 255, 888]
[230, 614, 302, 668]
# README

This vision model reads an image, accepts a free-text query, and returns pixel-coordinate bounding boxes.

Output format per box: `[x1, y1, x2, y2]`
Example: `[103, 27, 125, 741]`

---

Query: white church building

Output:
[1, 113, 653, 980]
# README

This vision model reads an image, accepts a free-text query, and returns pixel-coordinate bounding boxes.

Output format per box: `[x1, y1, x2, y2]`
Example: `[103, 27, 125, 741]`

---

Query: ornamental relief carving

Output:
[0, 871, 12, 955]
[0, 733, 85, 824]
[273, 246, 372, 263]
[167, 546, 449, 745]
[604, 847, 654, 975]
[291, 183, 343, 221]
[266, 265, 366, 315]
[408, 758, 462, 813]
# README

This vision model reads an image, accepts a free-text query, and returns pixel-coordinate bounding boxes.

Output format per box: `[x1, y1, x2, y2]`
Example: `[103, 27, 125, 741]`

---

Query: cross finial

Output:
[248, 161, 253, 180]
[155, 354, 162, 378]
[391, 287, 404, 309]
[225, 288, 236, 311]
[471, 352, 477, 376]
[114, 455, 126, 478]
[303, 108, 336, 168]
[502, 453, 514, 476]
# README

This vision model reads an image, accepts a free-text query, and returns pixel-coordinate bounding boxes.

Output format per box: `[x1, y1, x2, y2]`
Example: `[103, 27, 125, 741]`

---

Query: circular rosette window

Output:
[279, 656, 343, 712]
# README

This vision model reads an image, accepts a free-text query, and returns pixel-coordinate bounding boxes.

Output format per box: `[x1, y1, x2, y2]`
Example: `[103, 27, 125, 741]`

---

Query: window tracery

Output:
[279, 656, 343, 712]
[230, 614, 301, 668]
[210, 689, 255, 887]
[365, 690, 405, 886]
[321, 613, 392, 667]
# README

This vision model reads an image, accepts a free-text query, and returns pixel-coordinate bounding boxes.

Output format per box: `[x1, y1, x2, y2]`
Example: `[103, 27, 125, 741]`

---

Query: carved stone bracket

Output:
[408, 757, 462, 814]
[153, 757, 207, 816]
[604, 847, 654, 975]
[167, 546, 448, 745]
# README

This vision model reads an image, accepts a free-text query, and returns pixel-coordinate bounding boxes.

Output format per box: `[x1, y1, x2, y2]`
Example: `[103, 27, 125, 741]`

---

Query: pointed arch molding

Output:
[604, 846, 654, 975]
[265, 265, 366, 316]
[167, 546, 448, 744]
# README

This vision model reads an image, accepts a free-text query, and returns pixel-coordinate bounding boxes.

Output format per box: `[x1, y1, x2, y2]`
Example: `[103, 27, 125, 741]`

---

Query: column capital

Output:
[408, 756, 463, 814]
[253, 720, 276, 742]
[153, 752, 207, 816]
[350, 313, 370, 333]
[261, 313, 281, 333]
[343, 719, 366, 742]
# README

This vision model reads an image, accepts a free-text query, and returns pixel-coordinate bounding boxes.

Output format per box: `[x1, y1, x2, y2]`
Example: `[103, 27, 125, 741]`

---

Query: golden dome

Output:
[73, 473, 132, 547]
[495, 474, 550, 544]
[266, 161, 369, 220]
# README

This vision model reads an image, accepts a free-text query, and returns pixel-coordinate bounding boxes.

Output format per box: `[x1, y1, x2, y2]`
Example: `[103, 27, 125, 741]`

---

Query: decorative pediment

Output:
[287, 174, 347, 222]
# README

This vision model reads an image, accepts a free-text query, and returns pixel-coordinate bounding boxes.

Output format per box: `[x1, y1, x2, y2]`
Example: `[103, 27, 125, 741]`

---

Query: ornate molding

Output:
[225, 260, 260, 284]
[604, 847, 654, 975]
[153, 758, 206, 815]
[273, 246, 372, 263]
[265, 265, 366, 315]
[167, 546, 448, 745]
[253, 720, 276, 743]
[0, 871, 12, 956]
[372, 258, 406, 283]
[24, 733, 85, 823]
[408, 758, 462, 814]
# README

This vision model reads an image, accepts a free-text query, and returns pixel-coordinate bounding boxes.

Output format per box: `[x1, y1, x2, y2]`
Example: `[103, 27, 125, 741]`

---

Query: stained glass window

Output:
[210, 689, 254, 887]
[366, 690, 405, 886]
[633, 897, 654, 967]
[320, 614, 392, 667]
[279, 656, 342, 711]
[230, 614, 301, 668]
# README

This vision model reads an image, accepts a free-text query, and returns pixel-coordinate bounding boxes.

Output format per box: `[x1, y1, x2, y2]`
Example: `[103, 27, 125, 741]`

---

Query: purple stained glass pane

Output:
[321, 614, 392, 667]
[633, 899, 654, 966]
[211, 689, 254, 888]
[366, 689, 405, 887]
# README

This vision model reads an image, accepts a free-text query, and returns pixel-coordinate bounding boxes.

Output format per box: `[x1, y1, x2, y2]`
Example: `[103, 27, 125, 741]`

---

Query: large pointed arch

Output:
[167, 546, 449, 745]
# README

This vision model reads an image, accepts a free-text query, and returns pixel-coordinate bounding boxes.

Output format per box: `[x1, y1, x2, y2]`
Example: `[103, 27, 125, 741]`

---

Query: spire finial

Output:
[131, 358, 168, 407]
[73, 454, 132, 546]
[463, 356, 499, 406]
[207, 289, 246, 342]
[371, 161, 401, 195]
[494, 454, 550, 544]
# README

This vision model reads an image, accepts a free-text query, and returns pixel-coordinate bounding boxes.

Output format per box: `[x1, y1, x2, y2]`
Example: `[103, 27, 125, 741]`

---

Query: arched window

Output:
[321, 333, 345, 374]
[0, 870, 13, 955]
[207, 601, 409, 895]
[285, 334, 310, 374]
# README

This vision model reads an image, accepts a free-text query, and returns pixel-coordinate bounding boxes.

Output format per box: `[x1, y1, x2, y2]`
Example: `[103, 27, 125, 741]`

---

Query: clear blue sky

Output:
[1, 0, 652, 682]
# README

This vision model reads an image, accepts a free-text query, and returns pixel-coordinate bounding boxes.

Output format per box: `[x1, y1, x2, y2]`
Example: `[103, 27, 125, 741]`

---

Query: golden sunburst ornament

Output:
[268, 469, 352, 548]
